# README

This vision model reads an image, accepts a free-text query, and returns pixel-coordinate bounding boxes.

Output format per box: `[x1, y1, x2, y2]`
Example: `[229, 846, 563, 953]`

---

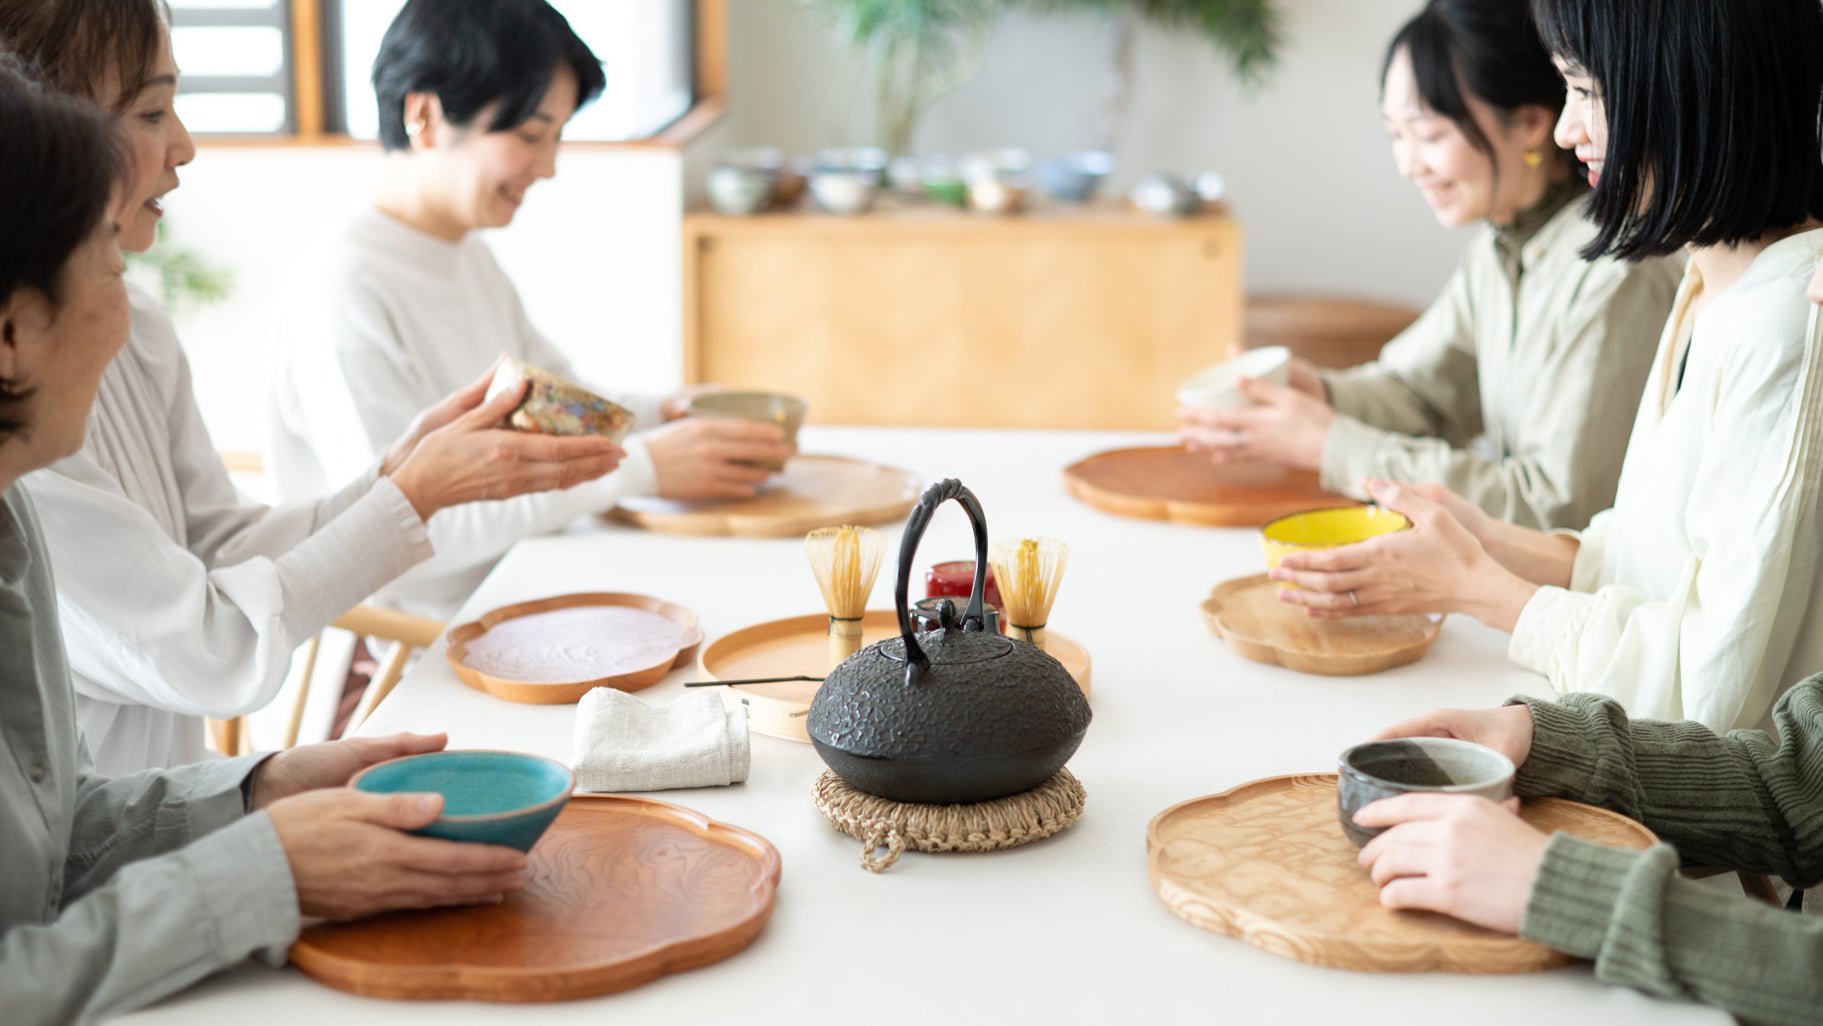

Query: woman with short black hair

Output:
[1273, 0, 1823, 738]
[1180, 0, 1679, 532]
[266, 0, 790, 618]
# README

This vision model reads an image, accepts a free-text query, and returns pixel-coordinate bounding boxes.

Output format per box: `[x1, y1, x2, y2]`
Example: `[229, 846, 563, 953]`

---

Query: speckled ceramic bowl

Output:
[684, 391, 807, 472]
[1336, 738, 1514, 847]
[351, 750, 575, 852]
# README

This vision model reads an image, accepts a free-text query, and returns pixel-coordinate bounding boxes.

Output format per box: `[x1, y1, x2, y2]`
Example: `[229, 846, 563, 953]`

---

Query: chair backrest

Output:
[1244, 292, 1422, 370]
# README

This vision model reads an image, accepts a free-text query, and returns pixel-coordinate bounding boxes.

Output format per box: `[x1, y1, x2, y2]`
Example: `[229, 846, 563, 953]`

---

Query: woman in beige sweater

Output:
[1180, 0, 1679, 531]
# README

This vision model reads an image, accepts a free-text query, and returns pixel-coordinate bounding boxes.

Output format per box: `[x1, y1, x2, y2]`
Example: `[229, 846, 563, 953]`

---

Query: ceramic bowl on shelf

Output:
[958, 147, 1033, 183]
[1259, 505, 1412, 571]
[705, 163, 774, 216]
[1336, 738, 1514, 847]
[351, 750, 575, 852]
[810, 170, 879, 214]
[1175, 345, 1292, 411]
[1130, 173, 1201, 217]
[1035, 151, 1114, 204]
[967, 175, 1029, 214]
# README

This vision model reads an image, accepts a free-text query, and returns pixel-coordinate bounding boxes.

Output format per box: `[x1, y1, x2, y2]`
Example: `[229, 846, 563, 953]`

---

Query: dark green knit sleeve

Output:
[1522, 834, 1823, 1026]
[1506, 674, 1823, 885]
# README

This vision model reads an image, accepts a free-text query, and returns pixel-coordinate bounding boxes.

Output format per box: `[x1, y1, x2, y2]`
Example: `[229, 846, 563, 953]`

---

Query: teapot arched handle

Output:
[894, 479, 989, 683]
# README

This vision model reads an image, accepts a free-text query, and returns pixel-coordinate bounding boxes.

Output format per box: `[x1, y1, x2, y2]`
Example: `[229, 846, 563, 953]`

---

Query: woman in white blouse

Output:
[2, 0, 626, 773]
[266, 0, 789, 617]
[1270, 0, 1823, 735]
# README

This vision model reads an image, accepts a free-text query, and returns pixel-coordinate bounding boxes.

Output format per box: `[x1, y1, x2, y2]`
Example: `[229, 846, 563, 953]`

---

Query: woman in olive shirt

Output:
[1180, 0, 1680, 531]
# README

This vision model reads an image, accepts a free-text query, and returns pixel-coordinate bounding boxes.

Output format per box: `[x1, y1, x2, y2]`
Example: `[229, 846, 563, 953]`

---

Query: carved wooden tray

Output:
[446, 593, 702, 704]
[1201, 574, 1442, 676]
[699, 610, 1092, 742]
[1148, 774, 1656, 973]
[291, 795, 781, 1002]
[1063, 445, 1347, 527]
[609, 455, 919, 537]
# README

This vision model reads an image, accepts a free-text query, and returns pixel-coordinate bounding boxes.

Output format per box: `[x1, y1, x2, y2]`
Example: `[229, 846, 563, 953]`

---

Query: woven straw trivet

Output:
[812, 768, 1086, 872]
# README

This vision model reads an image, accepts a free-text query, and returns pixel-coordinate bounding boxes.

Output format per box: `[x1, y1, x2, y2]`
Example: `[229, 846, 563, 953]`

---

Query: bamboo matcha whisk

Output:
[990, 537, 1069, 651]
[806, 525, 884, 670]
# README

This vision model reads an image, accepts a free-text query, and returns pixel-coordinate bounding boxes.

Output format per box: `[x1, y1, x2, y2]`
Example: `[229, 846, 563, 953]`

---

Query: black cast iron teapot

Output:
[806, 479, 1091, 804]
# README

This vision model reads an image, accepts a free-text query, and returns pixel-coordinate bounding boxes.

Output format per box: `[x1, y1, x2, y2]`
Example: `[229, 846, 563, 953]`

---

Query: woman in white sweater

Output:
[2, 0, 626, 772]
[266, 0, 789, 616]
[1271, 0, 1823, 735]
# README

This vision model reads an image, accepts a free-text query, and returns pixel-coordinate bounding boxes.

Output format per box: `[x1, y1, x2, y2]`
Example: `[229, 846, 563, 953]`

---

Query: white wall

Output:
[165, 0, 1458, 449]
[701, 0, 1465, 307]
[158, 144, 681, 451]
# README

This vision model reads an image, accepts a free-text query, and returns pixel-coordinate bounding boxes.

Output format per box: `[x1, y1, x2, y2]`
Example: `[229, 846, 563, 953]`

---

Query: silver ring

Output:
[1348, 589, 1360, 608]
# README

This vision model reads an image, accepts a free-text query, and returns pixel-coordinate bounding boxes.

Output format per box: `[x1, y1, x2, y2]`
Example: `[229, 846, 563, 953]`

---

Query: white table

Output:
[124, 427, 1724, 1024]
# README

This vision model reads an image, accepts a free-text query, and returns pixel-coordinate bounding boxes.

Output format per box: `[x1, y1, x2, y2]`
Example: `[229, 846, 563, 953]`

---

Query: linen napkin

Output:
[572, 688, 750, 792]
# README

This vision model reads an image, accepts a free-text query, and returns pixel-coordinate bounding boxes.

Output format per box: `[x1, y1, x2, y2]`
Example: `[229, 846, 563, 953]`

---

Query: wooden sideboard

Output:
[682, 203, 1243, 430]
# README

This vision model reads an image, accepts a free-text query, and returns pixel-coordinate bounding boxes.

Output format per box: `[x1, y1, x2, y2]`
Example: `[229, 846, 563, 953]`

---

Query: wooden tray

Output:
[446, 593, 701, 704]
[699, 610, 1093, 742]
[291, 795, 781, 1002]
[1063, 445, 1347, 527]
[609, 455, 920, 537]
[1201, 574, 1442, 676]
[1147, 774, 1656, 973]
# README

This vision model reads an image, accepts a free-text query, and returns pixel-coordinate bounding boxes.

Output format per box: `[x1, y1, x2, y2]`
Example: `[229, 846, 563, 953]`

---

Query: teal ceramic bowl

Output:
[351, 750, 575, 852]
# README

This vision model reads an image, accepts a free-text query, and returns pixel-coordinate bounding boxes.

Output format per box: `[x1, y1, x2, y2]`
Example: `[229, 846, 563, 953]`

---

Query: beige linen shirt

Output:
[1320, 192, 1682, 529]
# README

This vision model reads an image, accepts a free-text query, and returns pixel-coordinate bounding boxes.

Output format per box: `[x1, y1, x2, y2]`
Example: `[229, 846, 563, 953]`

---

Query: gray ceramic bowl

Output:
[706, 163, 775, 216]
[1336, 737, 1514, 847]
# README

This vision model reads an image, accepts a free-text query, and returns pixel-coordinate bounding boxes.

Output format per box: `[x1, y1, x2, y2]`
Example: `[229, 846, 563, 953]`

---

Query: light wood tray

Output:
[1147, 774, 1656, 973]
[1063, 445, 1347, 527]
[1201, 574, 1442, 676]
[446, 593, 701, 704]
[699, 610, 1092, 742]
[291, 795, 781, 1001]
[609, 455, 919, 537]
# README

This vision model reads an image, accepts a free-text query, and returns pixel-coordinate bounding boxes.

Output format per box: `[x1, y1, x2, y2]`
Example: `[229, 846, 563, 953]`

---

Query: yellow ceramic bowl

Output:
[1260, 505, 1411, 571]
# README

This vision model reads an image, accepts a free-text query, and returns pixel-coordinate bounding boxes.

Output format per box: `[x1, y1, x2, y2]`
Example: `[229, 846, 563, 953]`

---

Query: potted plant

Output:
[803, 0, 1283, 156]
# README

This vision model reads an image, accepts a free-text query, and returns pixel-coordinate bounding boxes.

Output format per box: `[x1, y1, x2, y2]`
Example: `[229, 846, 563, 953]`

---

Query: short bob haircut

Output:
[1532, 0, 1823, 261]
[372, 0, 606, 152]
[0, 0, 169, 113]
[1383, 0, 1573, 175]
[0, 57, 125, 441]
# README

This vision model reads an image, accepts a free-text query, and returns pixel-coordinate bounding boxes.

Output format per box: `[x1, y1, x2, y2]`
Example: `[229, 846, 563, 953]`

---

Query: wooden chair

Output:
[1244, 292, 1423, 369]
[204, 451, 444, 753]
[207, 605, 445, 754]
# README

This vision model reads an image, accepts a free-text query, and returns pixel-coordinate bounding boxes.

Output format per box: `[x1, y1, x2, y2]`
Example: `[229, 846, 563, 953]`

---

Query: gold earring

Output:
[1523, 148, 1545, 169]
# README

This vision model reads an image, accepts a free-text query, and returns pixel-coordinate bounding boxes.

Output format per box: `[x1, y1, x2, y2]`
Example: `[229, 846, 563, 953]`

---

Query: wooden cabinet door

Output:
[683, 208, 1242, 430]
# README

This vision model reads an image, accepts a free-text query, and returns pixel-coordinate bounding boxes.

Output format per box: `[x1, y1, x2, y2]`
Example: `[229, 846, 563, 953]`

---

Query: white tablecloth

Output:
[121, 427, 1724, 1024]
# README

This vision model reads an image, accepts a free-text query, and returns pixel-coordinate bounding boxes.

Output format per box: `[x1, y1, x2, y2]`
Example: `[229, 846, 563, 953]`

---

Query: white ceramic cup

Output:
[1175, 346, 1292, 411]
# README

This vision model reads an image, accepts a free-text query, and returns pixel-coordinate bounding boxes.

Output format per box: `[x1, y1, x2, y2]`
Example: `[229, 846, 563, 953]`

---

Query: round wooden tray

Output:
[1147, 774, 1656, 974]
[446, 593, 702, 704]
[699, 610, 1092, 743]
[291, 795, 781, 1001]
[1063, 445, 1347, 527]
[608, 455, 920, 537]
[1201, 574, 1442, 676]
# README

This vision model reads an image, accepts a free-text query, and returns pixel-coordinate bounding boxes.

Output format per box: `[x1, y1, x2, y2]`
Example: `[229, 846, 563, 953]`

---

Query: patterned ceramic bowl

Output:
[487, 359, 634, 443]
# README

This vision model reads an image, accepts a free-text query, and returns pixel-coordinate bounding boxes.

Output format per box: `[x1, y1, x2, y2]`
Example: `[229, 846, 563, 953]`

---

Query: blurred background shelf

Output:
[682, 203, 1242, 430]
